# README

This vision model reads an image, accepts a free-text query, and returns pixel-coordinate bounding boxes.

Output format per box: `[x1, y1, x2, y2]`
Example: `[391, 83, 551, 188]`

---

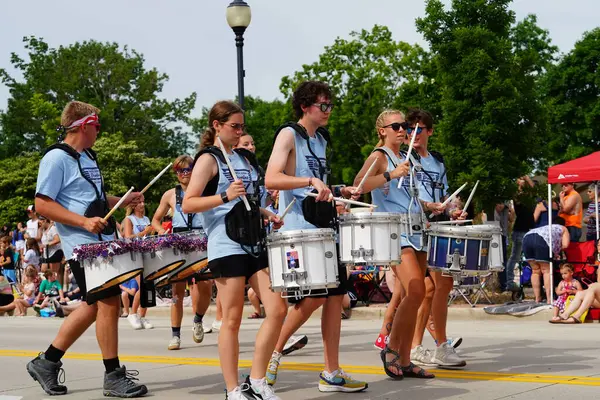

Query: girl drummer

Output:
[353, 109, 446, 380]
[183, 100, 287, 400]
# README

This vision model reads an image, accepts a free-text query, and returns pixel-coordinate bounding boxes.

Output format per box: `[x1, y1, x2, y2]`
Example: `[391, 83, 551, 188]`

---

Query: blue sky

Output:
[1, 0, 598, 114]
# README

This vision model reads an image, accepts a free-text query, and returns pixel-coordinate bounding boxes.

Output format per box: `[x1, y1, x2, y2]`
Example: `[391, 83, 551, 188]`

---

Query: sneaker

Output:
[410, 345, 437, 366]
[281, 334, 308, 356]
[318, 369, 368, 393]
[26, 353, 68, 396]
[226, 385, 247, 400]
[211, 319, 222, 332]
[449, 337, 463, 349]
[243, 375, 281, 399]
[203, 325, 213, 334]
[140, 317, 153, 329]
[193, 321, 204, 343]
[266, 352, 282, 386]
[374, 333, 387, 351]
[168, 336, 181, 351]
[432, 342, 467, 368]
[127, 314, 143, 330]
[51, 299, 65, 318]
[103, 365, 148, 398]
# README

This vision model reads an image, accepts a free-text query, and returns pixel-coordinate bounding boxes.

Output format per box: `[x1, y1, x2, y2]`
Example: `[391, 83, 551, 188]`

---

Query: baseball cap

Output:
[26, 205, 35, 212]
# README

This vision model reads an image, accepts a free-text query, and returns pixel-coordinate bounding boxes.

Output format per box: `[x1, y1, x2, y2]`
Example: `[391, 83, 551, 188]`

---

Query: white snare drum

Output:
[159, 230, 209, 285]
[267, 228, 339, 293]
[139, 235, 187, 281]
[427, 223, 500, 276]
[339, 212, 406, 265]
[76, 240, 143, 295]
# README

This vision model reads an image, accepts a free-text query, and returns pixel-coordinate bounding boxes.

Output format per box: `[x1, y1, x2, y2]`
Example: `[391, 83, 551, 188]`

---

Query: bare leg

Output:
[51, 302, 98, 351]
[193, 280, 212, 316]
[429, 272, 454, 344]
[132, 276, 141, 315]
[171, 282, 186, 328]
[248, 288, 262, 316]
[530, 262, 542, 302]
[572, 283, 600, 320]
[411, 275, 435, 347]
[379, 272, 402, 336]
[274, 297, 326, 353]
[216, 289, 223, 322]
[121, 292, 130, 315]
[560, 290, 586, 318]
[540, 264, 551, 304]
[215, 277, 246, 392]
[96, 295, 120, 359]
[248, 269, 287, 379]
[322, 294, 343, 373]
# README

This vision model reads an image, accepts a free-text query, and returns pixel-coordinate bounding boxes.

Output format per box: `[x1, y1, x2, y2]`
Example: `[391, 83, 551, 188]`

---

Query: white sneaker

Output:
[211, 319, 222, 332]
[127, 314, 143, 330]
[140, 317, 154, 329]
[449, 337, 463, 349]
[245, 376, 281, 400]
[193, 321, 204, 343]
[432, 342, 467, 368]
[410, 345, 437, 366]
[226, 385, 247, 400]
[282, 334, 308, 355]
[168, 336, 181, 350]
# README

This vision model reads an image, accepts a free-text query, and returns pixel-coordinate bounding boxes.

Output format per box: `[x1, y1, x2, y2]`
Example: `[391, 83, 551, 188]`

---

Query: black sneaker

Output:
[281, 334, 308, 356]
[103, 366, 148, 398]
[26, 353, 68, 395]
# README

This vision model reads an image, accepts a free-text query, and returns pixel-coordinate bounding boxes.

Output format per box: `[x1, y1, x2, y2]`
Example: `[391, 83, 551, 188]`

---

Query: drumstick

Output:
[434, 219, 473, 225]
[441, 182, 468, 207]
[217, 137, 251, 211]
[305, 192, 377, 208]
[140, 163, 173, 195]
[398, 123, 419, 189]
[346, 157, 379, 210]
[462, 180, 479, 212]
[103, 186, 134, 221]
[280, 198, 296, 219]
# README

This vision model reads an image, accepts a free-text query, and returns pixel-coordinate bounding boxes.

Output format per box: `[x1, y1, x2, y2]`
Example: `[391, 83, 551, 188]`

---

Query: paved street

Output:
[1, 314, 599, 399]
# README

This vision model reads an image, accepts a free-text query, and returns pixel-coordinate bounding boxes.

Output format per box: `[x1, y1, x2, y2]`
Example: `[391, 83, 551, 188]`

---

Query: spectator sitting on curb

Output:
[120, 277, 139, 318]
[553, 281, 600, 324]
[33, 270, 66, 316]
[551, 264, 582, 321]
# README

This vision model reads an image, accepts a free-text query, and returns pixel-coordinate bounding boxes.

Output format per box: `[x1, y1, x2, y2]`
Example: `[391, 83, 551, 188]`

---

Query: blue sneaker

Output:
[318, 369, 368, 393]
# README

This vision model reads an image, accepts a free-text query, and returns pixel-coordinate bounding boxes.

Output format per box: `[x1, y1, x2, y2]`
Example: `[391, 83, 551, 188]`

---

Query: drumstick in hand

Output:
[217, 137, 251, 211]
[462, 180, 480, 213]
[280, 198, 296, 220]
[140, 163, 173, 195]
[398, 123, 419, 189]
[346, 157, 379, 210]
[103, 186, 134, 221]
[305, 192, 377, 208]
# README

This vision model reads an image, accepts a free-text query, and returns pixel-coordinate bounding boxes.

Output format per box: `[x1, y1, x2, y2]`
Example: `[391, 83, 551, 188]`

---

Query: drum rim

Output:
[267, 228, 336, 242]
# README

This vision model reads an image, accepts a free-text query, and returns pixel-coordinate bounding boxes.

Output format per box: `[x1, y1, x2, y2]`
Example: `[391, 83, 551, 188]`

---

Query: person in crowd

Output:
[63, 265, 81, 302]
[247, 287, 264, 319]
[1, 224, 10, 238]
[533, 196, 559, 228]
[495, 201, 513, 291]
[0, 274, 15, 316]
[584, 184, 600, 242]
[119, 278, 139, 318]
[504, 177, 535, 291]
[550, 264, 582, 321]
[25, 205, 40, 243]
[0, 266, 39, 316]
[554, 281, 600, 324]
[0, 236, 16, 283]
[559, 183, 583, 242]
[23, 238, 41, 271]
[33, 270, 66, 313]
[39, 216, 63, 279]
[12, 222, 27, 258]
[522, 217, 570, 303]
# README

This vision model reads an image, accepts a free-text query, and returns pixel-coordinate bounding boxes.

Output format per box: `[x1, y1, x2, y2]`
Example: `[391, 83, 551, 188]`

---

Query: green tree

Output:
[417, 1, 557, 208]
[280, 25, 429, 183]
[0, 153, 41, 225]
[0, 36, 197, 159]
[542, 28, 600, 164]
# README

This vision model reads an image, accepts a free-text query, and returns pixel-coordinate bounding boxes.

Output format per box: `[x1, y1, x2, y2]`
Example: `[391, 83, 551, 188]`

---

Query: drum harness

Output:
[173, 185, 203, 234]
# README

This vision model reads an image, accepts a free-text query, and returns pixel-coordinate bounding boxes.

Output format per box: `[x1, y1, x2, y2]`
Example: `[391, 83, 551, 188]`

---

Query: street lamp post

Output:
[226, 0, 251, 110]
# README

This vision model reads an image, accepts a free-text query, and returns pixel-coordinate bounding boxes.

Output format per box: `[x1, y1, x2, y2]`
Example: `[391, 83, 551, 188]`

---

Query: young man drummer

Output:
[27, 101, 148, 397]
[404, 109, 467, 368]
[151, 155, 212, 350]
[264, 80, 368, 393]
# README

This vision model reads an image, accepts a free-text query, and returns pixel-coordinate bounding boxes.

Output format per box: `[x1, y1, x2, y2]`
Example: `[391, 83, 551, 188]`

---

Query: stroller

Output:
[512, 259, 536, 302]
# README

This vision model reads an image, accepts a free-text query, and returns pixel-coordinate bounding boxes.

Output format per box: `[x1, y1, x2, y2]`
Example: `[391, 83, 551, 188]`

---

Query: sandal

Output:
[559, 316, 582, 324]
[380, 346, 404, 380]
[401, 362, 435, 379]
[248, 312, 264, 319]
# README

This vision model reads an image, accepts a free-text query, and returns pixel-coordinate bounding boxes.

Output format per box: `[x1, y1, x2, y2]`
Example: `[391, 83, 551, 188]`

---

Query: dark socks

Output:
[103, 357, 120, 373]
[172, 327, 181, 338]
[194, 313, 203, 324]
[44, 345, 65, 363]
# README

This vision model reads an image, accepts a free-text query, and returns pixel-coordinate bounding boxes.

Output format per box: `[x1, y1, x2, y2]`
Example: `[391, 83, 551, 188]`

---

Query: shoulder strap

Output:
[372, 147, 398, 168]
[44, 143, 80, 159]
[234, 148, 261, 175]
[194, 146, 226, 165]
[175, 185, 193, 229]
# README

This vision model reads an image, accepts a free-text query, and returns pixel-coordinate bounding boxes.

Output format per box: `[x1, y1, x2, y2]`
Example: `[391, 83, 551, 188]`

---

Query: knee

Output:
[405, 281, 426, 305]
[222, 313, 243, 332]
[436, 277, 454, 295]
[424, 280, 435, 299]
[269, 300, 288, 321]
[575, 290, 586, 300]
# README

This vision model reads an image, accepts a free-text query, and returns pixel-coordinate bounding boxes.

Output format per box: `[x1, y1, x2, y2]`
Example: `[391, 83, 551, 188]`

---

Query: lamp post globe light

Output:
[226, 0, 251, 110]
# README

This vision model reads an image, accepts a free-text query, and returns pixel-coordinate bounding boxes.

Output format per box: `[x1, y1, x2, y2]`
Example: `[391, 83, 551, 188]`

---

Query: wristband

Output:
[308, 177, 313, 187]
[220, 192, 230, 204]
[383, 172, 391, 182]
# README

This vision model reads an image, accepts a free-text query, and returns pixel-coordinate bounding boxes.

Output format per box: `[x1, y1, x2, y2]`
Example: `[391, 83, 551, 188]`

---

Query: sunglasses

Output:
[223, 122, 246, 132]
[313, 103, 335, 113]
[383, 122, 408, 132]
[406, 126, 426, 135]
[175, 167, 193, 176]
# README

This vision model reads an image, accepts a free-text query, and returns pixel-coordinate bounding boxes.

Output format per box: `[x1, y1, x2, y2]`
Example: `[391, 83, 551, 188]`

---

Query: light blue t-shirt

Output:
[36, 148, 115, 260]
[412, 152, 448, 203]
[127, 214, 150, 235]
[201, 151, 259, 261]
[278, 127, 328, 231]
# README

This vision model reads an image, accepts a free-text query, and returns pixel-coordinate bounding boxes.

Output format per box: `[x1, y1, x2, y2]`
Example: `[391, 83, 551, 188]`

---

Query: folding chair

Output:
[350, 266, 390, 306]
[471, 273, 494, 306]
[563, 240, 597, 288]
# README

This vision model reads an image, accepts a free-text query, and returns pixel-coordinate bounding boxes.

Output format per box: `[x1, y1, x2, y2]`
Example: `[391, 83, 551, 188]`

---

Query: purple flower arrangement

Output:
[73, 240, 134, 261]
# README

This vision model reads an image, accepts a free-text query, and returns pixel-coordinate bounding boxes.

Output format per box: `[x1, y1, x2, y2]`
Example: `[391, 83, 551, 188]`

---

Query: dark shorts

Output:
[287, 264, 349, 304]
[44, 250, 64, 264]
[208, 252, 269, 282]
[566, 226, 582, 242]
[523, 233, 551, 263]
[69, 259, 121, 305]
[0, 293, 14, 307]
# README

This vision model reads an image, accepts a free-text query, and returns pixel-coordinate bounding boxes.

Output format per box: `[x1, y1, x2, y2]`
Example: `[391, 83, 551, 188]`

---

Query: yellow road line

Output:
[1, 350, 599, 387]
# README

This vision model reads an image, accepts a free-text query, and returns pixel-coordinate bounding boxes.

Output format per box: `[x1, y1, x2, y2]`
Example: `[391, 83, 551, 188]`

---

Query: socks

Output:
[249, 377, 264, 388]
[194, 313, 204, 324]
[172, 327, 181, 338]
[44, 345, 65, 363]
[323, 369, 339, 380]
[103, 357, 120, 373]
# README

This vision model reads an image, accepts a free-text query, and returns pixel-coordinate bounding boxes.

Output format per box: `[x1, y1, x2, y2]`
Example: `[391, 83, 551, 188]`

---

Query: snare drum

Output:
[158, 230, 209, 285]
[469, 224, 504, 271]
[339, 212, 405, 265]
[427, 224, 498, 275]
[267, 229, 339, 293]
[139, 235, 187, 281]
[77, 239, 143, 295]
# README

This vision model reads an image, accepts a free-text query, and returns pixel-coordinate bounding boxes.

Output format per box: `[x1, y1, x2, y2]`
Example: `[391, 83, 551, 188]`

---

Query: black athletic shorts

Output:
[208, 252, 269, 282]
[287, 264, 349, 304]
[69, 259, 121, 305]
[44, 250, 64, 264]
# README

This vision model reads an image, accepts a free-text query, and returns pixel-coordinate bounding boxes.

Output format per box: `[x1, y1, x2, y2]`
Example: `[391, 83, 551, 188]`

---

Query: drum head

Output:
[88, 269, 143, 294]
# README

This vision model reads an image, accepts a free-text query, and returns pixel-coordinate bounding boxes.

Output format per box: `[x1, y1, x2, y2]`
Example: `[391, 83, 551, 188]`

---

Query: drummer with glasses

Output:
[354, 109, 444, 380]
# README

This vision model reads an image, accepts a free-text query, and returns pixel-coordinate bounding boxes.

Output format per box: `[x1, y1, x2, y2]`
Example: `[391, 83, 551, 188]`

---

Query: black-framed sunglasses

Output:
[313, 103, 335, 113]
[224, 122, 246, 131]
[383, 122, 409, 132]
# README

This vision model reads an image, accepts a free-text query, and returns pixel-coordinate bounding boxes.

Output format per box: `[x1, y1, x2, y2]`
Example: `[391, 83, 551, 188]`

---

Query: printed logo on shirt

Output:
[81, 167, 102, 187]
[222, 168, 252, 185]
[305, 155, 326, 177]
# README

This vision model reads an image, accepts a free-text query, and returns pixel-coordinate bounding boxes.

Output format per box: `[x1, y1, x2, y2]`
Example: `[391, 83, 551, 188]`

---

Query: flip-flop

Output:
[559, 316, 582, 324]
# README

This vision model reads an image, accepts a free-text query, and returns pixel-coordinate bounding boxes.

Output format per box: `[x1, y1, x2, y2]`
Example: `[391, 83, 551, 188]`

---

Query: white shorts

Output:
[15, 240, 25, 251]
